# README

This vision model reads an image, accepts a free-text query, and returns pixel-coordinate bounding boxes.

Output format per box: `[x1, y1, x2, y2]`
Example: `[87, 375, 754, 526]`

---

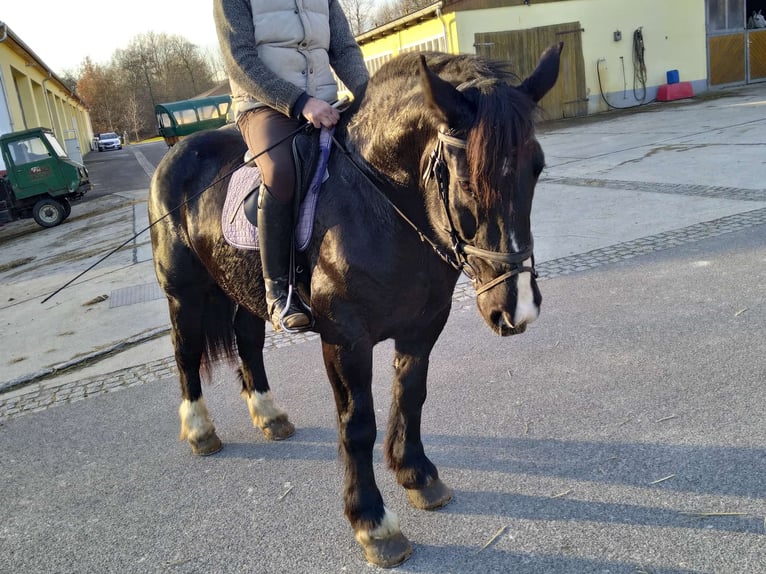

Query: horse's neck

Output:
[338, 137, 434, 235]
[347, 112, 431, 189]
[345, 111, 446, 235]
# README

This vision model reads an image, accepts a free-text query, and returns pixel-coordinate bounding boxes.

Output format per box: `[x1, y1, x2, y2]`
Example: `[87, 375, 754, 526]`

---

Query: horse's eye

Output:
[457, 180, 474, 197]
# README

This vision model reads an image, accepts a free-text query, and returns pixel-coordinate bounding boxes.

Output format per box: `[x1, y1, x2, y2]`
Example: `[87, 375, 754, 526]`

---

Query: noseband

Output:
[423, 130, 536, 296]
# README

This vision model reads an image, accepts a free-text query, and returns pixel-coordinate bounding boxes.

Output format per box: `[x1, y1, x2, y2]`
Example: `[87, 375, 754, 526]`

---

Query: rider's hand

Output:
[301, 97, 340, 129]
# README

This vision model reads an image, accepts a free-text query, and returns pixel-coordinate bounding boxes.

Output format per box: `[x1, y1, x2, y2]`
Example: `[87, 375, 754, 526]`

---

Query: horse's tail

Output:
[199, 284, 238, 380]
[148, 126, 248, 381]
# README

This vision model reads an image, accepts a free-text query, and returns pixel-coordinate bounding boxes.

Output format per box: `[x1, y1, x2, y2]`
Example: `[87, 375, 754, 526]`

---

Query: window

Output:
[44, 133, 67, 158]
[708, 0, 745, 31]
[9, 136, 50, 165]
[158, 112, 172, 128]
[173, 109, 198, 125]
[197, 105, 219, 120]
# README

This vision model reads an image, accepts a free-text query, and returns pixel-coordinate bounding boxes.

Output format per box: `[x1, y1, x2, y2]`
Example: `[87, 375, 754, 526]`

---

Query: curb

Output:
[0, 326, 170, 394]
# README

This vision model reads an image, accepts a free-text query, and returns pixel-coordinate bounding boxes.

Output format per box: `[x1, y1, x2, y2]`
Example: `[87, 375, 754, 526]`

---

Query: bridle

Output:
[423, 129, 537, 296]
[331, 126, 536, 297]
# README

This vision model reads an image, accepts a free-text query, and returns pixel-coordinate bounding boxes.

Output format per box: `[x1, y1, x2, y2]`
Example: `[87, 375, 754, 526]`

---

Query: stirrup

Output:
[273, 284, 313, 334]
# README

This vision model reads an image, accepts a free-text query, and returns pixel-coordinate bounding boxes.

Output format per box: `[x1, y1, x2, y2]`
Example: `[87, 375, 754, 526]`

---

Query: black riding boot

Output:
[257, 185, 311, 332]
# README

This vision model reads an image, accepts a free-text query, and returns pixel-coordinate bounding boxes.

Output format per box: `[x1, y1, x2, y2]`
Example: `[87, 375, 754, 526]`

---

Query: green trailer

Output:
[155, 95, 232, 147]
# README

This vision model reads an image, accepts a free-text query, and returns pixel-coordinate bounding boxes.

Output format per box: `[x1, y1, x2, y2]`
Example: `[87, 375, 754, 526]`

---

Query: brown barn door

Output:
[474, 22, 587, 119]
[707, 0, 746, 86]
[748, 29, 766, 82]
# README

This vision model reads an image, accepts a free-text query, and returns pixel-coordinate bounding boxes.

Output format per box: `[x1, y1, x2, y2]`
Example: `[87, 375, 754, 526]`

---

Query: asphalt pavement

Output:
[0, 84, 765, 573]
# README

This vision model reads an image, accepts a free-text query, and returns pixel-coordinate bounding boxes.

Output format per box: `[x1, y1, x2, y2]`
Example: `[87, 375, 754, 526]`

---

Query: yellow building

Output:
[357, 0, 766, 118]
[0, 21, 92, 166]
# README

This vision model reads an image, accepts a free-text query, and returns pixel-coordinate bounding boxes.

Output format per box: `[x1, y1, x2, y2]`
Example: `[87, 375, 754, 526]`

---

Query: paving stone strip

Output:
[542, 176, 766, 202]
[2, 206, 765, 421]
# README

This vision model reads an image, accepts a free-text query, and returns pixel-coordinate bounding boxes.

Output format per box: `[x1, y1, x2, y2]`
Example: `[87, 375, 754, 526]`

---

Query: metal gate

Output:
[474, 22, 587, 119]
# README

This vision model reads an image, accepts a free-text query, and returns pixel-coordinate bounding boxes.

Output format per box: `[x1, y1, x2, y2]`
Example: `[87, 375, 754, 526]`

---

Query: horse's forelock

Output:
[466, 84, 536, 211]
[353, 54, 537, 201]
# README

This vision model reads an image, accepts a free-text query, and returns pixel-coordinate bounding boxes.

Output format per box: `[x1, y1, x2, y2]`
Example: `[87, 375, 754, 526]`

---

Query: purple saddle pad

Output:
[221, 164, 262, 250]
[221, 126, 334, 252]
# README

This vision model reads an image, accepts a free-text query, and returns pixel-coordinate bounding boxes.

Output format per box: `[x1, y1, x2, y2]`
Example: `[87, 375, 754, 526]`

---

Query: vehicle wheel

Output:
[61, 198, 72, 220]
[32, 197, 66, 228]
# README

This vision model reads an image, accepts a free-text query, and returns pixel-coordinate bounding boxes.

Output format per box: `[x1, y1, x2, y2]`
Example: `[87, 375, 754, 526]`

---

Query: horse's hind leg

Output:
[386, 332, 453, 511]
[168, 295, 223, 456]
[234, 307, 295, 440]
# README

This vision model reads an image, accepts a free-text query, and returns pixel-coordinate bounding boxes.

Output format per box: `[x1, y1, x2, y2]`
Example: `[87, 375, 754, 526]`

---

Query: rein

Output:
[334, 129, 536, 296]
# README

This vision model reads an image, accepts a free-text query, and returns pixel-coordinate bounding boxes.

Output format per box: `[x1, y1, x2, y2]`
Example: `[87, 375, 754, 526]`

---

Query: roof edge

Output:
[0, 20, 86, 108]
[356, 2, 443, 45]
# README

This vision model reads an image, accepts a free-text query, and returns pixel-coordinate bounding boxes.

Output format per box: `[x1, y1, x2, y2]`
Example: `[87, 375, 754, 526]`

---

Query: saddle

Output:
[222, 126, 333, 251]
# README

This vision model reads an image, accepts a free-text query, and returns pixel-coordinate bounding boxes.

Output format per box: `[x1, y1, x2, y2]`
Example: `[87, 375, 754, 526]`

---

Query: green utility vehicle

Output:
[0, 127, 90, 228]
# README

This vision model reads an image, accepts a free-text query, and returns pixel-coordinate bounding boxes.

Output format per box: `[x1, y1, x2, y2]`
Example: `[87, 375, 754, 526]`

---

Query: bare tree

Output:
[108, 32, 216, 139]
[59, 69, 79, 93]
[169, 35, 210, 97]
[201, 45, 227, 83]
[121, 93, 145, 143]
[339, 0, 375, 35]
[371, 0, 436, 29]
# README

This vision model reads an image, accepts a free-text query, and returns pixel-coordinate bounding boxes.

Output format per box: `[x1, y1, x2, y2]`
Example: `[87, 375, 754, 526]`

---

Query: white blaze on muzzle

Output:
[513, 257, 539, 327]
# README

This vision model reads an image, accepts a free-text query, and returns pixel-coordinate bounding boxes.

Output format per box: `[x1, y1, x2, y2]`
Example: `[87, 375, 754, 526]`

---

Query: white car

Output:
[97, 132, 122, 152]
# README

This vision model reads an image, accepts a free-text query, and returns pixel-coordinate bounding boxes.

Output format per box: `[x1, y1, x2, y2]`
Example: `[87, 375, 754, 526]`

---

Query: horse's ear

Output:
[519, 42, 564, 103]
[418, 55, 472, 127]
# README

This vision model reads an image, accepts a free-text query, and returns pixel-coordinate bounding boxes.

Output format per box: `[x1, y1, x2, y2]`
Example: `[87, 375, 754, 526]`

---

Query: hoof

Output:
[406, 478, 453, 510]
[361, 532, 413, 568]
[190, 431, 223, 456]
[261, 416, 296, 441]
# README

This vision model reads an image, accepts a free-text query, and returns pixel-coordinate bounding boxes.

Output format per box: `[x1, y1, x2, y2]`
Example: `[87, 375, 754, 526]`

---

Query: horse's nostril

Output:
[491, 310, 515, 329]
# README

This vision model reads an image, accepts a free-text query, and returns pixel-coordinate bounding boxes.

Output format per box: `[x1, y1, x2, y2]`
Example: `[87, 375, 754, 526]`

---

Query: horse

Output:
[148, 43, 562, 567]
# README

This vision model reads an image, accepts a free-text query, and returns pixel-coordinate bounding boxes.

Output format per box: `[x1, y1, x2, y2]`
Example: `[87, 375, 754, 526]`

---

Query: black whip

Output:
[41, 121, 311, 304]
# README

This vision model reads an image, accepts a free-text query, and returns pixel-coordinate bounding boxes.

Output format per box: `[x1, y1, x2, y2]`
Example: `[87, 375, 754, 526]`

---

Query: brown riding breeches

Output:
[237, 107, 302, 204]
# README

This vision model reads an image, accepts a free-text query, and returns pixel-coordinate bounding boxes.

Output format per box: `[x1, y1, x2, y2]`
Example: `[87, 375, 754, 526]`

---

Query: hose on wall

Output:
[597, 27, 655, 110]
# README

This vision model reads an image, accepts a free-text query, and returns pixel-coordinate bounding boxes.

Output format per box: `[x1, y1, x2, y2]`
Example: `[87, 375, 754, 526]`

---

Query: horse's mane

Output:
[347, 52, 539, 209]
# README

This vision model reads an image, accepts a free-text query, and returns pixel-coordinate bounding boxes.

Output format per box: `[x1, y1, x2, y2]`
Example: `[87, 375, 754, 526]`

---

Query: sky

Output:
[2, 1, 222, 74]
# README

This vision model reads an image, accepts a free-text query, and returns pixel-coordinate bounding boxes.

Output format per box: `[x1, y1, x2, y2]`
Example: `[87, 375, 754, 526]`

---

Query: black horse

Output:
[149, 44, 562, 567]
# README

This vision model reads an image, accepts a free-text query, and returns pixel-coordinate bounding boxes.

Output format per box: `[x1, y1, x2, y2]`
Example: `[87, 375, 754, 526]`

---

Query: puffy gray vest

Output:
[234, 0, 338, 114]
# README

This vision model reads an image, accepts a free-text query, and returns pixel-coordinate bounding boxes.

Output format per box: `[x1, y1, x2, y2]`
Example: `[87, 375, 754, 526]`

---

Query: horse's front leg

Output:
[234, 307, 295, 440]
[321, 339, 413, 568]
[386, 329, 453, 510]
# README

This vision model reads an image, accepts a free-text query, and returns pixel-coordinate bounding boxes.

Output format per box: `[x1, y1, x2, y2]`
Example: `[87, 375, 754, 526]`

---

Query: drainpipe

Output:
[0, 22, 11, 133]
[436, 4, 449, 53]
[41, 73, 55, 131]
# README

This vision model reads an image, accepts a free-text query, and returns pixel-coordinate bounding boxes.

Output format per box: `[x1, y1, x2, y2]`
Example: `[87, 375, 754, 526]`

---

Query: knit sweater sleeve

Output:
[214, 0, 305, 117]
[327, 0, 370, 100]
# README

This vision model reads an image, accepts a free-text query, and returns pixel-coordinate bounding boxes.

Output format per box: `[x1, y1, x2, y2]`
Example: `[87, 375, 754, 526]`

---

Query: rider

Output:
[214, 0, 369, 332]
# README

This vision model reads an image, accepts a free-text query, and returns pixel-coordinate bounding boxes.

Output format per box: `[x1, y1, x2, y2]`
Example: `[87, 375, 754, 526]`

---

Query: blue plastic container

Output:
[666, 69, 680, 84]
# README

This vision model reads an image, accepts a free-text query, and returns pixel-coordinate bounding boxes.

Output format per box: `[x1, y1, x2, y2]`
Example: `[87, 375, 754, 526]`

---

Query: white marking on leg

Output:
[241, 390, 287, 429]
[355, 507, 401, 544]
[178, 398, 215, 442]
[514, 257, 539, 327]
